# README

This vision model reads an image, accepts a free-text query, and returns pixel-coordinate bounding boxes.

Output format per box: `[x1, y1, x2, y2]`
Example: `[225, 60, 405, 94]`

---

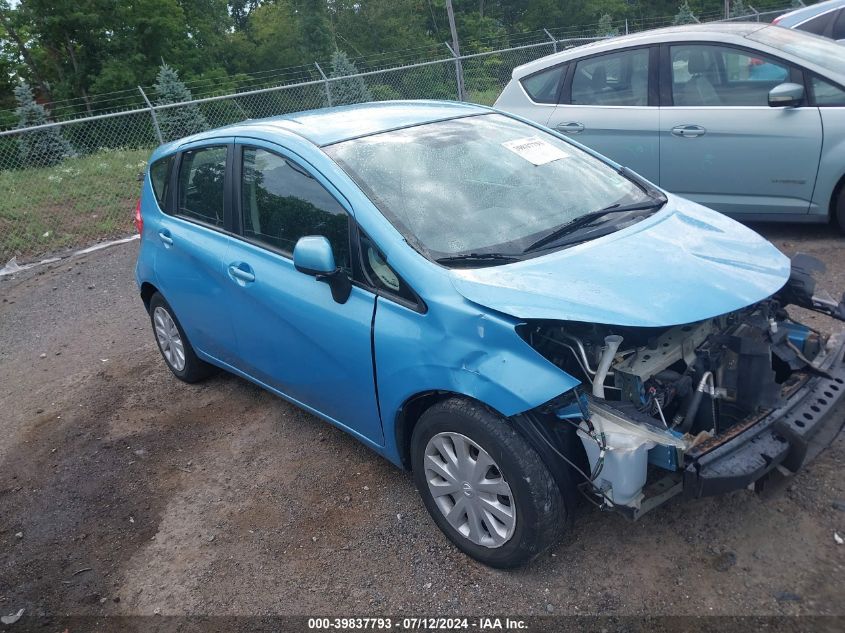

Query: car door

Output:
[221, 139, 383, 444]
[546, 46, 660, 183]
[153, 139, 240, 365]
[658, 42, 823, 217]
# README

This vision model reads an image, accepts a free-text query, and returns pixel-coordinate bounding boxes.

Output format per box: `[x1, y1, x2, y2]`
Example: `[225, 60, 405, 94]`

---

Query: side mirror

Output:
[293, 236, 351, 304]
[768, 82, 804, 108]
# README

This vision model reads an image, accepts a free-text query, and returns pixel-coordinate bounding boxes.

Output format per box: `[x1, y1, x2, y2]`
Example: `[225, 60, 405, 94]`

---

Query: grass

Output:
[0, 147, 152, 262]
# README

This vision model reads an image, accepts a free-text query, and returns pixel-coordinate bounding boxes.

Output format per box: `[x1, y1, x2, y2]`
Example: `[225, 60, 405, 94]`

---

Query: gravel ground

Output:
[1, 224, 844, 621]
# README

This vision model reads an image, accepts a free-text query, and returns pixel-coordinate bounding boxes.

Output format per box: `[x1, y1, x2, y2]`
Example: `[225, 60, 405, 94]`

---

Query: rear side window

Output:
[176, 146, 227, 228]
[520, 65, 565, 103]
[798, 11, 835, 36]
[571, 48, 649, 106]
[241, 147, 350, 268]
[833, 9, 845, 40]
[149, 155, 173, 209]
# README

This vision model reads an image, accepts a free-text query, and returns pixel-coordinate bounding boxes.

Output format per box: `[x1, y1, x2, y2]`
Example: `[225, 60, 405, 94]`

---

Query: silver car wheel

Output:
[153, 306, 186, 372]
[423, 432, 516, 548]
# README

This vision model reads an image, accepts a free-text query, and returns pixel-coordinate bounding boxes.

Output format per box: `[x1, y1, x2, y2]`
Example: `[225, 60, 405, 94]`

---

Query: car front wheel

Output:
[411, 397, 567, 568]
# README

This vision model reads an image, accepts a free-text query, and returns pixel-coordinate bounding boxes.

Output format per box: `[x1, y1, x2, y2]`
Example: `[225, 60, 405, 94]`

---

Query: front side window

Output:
[149, 154, 174, 208]
[359, 233, 417, 304]
[670, 45, 789, 106]
[326, 113, 657, 261]
[571, 48, 649, 106]
[813, 76, 845, 106]
[177, 146, 227, 228]
[241, 147, 350, 268]
[521, 65, 565, 104]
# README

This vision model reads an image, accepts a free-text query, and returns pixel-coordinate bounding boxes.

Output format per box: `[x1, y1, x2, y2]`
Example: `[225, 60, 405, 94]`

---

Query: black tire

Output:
[148, 292, 214, 383]
[834, 183, 845, 234]
[411, 397, 567, 568]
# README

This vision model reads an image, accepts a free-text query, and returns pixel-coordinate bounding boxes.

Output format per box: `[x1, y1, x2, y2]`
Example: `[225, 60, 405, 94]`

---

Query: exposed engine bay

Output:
[518, 254, 845, 515]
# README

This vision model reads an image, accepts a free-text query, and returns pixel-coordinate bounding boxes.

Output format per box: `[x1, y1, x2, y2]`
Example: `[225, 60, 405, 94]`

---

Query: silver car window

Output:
[813, 76, 845, 105]
[669, 44, 788, 107]
[571, 49, 649, 106]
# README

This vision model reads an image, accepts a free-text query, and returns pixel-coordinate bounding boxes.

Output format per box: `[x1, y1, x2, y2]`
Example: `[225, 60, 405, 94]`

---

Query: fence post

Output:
[748, 5, 760, 21]
[444, 42, 466, 101]
[543, 28, 558, 53]
[315, 62, 332, 107]
[138, 85, 163, 144]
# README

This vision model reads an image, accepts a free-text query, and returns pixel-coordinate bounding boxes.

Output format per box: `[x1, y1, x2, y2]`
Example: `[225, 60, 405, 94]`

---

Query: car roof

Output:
[775, 0, 845, 27]
[165, 100, 488, 151]
[511, 23, 770, 78]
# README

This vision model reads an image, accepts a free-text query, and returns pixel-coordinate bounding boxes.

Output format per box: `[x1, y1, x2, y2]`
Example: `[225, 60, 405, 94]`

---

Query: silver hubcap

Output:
[423, 432, 516, 548]
[153, 306, 186, 372]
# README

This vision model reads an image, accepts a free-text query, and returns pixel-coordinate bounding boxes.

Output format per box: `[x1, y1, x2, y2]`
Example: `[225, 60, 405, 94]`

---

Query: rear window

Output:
[520, 65, 565, 104]
[149, 155, 174, 208]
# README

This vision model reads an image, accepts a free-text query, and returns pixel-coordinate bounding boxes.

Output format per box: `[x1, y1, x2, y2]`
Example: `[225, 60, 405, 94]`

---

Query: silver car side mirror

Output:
[768, 82, 804, 108]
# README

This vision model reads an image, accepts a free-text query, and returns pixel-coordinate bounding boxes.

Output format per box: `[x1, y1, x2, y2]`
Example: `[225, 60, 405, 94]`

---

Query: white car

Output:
[494, 23, 845, 227]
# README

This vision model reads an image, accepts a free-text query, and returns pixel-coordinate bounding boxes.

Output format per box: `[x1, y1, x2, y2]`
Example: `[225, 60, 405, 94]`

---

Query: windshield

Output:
[325, 113, 654, 262]
[747, 26, 845, 77]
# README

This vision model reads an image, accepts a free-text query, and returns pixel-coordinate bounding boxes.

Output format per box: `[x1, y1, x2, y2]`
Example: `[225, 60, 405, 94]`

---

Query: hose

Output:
[673, 371, 715, 433]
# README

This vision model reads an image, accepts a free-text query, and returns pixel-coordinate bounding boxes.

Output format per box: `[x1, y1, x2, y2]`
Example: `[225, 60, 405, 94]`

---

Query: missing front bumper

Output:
[683, 334, 845, 498]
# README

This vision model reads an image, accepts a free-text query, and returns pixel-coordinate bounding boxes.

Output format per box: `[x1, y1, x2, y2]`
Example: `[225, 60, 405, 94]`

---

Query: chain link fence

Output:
[0, 5, 797, 264]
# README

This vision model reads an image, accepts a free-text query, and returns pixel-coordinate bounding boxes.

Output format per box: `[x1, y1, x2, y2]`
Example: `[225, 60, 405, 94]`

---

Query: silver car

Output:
[494, 24, 845, 228]
[773, 0, 845, 42]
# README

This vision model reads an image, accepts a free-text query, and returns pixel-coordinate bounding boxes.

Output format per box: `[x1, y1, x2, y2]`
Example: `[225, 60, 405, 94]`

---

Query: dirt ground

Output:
[1, 224, 844, 622]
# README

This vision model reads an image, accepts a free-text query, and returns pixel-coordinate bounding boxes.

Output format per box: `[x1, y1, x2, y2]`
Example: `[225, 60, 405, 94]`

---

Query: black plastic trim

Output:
[683, 337, 845, 498]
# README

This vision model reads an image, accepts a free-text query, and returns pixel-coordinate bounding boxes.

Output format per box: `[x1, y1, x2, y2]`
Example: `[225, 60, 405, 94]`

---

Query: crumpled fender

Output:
[374, 295, 579, 465]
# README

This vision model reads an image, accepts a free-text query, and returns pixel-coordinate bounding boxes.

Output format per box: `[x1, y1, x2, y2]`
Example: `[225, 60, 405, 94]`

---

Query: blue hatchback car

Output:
[135, 101, 845, 567]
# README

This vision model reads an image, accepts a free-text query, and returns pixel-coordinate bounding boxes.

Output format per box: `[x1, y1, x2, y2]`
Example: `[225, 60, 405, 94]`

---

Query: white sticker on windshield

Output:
[501, 136, 570, 166]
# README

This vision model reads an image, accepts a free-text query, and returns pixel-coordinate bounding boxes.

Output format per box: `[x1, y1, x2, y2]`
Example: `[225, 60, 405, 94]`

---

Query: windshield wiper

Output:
[522, 197, 667, 254]
[435, 252, 521, 267]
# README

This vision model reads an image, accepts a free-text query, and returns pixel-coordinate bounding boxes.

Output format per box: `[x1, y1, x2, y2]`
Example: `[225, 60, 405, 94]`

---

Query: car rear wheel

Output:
[411, 397, 566, 568]
[149, 292, 214, 383]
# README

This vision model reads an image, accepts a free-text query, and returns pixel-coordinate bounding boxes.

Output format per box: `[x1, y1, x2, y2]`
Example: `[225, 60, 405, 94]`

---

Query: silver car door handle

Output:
[158, 232, 173, 246]
[671, 125, 706, 138]
[555, 122, 585, 134]
[228, 265, 255, 283]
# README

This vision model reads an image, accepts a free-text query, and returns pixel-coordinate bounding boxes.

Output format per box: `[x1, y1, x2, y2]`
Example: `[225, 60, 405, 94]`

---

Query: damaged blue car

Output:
[135, 101, 845, 568]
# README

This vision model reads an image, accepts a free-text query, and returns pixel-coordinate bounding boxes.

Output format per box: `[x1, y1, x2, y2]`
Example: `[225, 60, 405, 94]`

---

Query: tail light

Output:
[133, 199, 143, 234]
[772, 16, 782, 25]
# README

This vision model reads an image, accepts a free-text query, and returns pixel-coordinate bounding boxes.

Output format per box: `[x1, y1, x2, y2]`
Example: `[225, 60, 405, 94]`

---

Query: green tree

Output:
[14, 81, 74, 166]
[154, 63, 208, 141]
[673, 1, 698, 25]
[729, 0, 750, 18]
[324, 50, 372, 107]
[297, 0, 334, 63]
[596, 13, 619, 37]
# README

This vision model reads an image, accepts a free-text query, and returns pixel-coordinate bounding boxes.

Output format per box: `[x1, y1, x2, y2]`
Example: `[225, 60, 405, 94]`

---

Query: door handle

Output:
[228, 263, 255, 284]
[158, 231, 173, 246]
[671, 124, 706, 138]
[555, 122, 585, 134]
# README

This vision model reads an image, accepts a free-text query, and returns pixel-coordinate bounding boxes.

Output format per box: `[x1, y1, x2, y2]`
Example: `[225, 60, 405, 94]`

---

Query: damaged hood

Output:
[449, 196, 790, 327]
